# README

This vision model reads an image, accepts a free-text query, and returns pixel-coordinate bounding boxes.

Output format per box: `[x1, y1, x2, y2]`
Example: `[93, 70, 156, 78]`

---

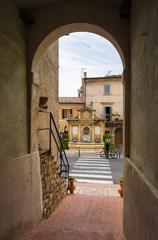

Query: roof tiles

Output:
[59, 97, 85, 104]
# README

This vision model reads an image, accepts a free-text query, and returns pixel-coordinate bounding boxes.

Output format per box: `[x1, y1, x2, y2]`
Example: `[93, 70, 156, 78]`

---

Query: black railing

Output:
[38, 110, 69, 187]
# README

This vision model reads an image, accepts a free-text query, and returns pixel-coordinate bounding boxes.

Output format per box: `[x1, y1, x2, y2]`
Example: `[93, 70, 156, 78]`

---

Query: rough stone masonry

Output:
[40, 152, 67, 219]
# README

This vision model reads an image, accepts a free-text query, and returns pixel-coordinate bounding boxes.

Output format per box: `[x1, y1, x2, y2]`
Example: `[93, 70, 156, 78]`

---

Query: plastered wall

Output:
[59, 103, 84, 132]
[130, 0, 158, 190]
[0, 2, 43, 239]
[31, 41, 59, 153]
[124, 0, 158, 239]
[0, 152, 43, 240]
[0, 0, 28, 162]
[86, 79, 123, 118]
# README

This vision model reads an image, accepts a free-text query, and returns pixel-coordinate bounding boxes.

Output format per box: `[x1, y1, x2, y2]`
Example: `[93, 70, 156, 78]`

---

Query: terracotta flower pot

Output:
[40, 97, 48, 105]
[118, 182, 123, 197]
[69, 179, 76, 193]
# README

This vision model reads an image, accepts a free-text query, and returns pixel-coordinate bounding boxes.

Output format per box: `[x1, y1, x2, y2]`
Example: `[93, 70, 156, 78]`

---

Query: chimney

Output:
[84, 72, 87, 78]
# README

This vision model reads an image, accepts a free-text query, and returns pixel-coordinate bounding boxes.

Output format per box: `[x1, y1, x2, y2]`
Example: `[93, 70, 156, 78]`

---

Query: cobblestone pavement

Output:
[22, 183, 124, 240]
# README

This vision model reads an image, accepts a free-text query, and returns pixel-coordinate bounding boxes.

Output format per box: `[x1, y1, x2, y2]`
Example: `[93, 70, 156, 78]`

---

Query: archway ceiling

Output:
[14, 0, 124, 10]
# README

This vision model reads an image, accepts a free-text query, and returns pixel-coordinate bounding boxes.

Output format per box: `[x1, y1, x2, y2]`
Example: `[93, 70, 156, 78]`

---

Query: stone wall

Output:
[40, 151, 67, 219]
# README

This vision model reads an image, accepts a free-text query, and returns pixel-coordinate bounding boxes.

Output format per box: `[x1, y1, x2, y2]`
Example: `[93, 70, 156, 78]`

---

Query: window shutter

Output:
[104, 107, 106, 118]
[108, 85, 110, 94]
[110, 107, 112, 122]
[62, 109, 64, 119]
[104, 85, 110, 94]
[106, 85, 108, 94]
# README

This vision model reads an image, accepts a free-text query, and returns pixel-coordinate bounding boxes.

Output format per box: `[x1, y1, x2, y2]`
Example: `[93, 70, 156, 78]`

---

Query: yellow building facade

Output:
[59, 97, 85, 133]
[67, 107, 106, 150]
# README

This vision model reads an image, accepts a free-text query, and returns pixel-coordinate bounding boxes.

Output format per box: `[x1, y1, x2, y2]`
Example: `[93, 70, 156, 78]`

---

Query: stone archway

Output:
[30, 23, 128, 153]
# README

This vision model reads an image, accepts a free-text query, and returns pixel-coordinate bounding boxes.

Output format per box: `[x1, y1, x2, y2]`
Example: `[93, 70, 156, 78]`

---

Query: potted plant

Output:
[68, 176, 76, 193]
[118, 176, 123, 197]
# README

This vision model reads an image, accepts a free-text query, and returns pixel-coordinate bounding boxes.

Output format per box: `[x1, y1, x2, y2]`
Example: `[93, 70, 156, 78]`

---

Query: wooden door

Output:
[115, 128, 123, 147]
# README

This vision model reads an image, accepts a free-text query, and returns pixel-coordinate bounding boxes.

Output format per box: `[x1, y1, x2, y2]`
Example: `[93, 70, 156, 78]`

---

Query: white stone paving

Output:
[73, 166, 110, 169]
[75, 163, 110, 166]
[71, 170, 111, 174]
[74, 186, 119, 196]
[71, 173, 112, 179]
[75, 179, 113, 184]
[77, 160, 109, 164]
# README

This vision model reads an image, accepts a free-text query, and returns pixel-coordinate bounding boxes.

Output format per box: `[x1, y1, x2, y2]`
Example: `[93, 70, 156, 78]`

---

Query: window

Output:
[104, 84, 111, 95]
[62, 109, 72, 119]
[104, 106, 112, 122]
[105, 131, 110, 134]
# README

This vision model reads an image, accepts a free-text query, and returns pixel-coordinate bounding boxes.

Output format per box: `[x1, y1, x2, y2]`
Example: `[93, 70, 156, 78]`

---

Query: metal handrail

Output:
[38, 110, 69, 187]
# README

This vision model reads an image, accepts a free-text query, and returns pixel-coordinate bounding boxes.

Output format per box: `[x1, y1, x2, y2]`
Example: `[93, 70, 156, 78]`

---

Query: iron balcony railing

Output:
[38, 110, 69, 186]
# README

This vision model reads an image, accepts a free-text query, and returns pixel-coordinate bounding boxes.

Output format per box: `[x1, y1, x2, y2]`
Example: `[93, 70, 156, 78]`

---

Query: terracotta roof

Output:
[83, 74, 122, 80]
[59, 97, 85, 104]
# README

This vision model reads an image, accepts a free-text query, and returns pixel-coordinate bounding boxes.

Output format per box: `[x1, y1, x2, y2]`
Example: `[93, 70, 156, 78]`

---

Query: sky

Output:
[59, 32, 123, 97]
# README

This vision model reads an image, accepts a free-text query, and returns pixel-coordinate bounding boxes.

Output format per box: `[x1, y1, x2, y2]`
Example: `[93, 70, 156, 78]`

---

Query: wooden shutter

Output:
[110, 107, 112, 122]
[62, 109, 64, 119]
[108, 85, 110, 94]
[104, 85, 110, 94]
[104, 107, 106, 118]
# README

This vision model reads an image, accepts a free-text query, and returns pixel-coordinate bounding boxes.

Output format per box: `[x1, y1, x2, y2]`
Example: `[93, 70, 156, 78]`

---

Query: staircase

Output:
[38, 110, 70, 219]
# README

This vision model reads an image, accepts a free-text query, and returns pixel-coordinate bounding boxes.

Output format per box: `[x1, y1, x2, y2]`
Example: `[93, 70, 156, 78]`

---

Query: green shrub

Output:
[68, 176, 75, 180]
[103, 134, 112, 142]
[59, 139, 69, 150]
[119, 176, 123, 183]
[63, 132, 69, 140]
[109, 143, 115, 150]
[62, 139, 68, 149]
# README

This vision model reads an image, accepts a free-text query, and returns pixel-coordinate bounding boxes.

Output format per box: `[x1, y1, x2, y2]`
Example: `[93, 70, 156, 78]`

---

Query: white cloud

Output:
[59, 32, 123, 97]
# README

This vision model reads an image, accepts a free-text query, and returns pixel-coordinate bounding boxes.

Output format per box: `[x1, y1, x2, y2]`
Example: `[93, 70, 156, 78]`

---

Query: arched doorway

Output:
[30, 23, 128, 153]
[29, 20, 127, 226]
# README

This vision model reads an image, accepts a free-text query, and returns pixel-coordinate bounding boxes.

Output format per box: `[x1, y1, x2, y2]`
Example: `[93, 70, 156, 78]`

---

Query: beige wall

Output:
[124, 0, 158, 239]
[0, 152, 42, 240]
[86, 78, 123, 119]
[0, 0, 28, 162]
[31, 41, 59, 153]
[130, 0, 158, 189]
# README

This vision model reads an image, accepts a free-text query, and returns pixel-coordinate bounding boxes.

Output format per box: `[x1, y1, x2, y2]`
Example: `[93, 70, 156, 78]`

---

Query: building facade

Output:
[79, 74, 123, 121]
[78, 75, 123, 146]
[67, 107, 106, 150]
[59, 97, 85, 133]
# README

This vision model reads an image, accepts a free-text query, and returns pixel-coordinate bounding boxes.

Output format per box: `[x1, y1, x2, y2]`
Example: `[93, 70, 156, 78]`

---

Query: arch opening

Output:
[31, 23, 125, 154]
[30, 21, 125, 223]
